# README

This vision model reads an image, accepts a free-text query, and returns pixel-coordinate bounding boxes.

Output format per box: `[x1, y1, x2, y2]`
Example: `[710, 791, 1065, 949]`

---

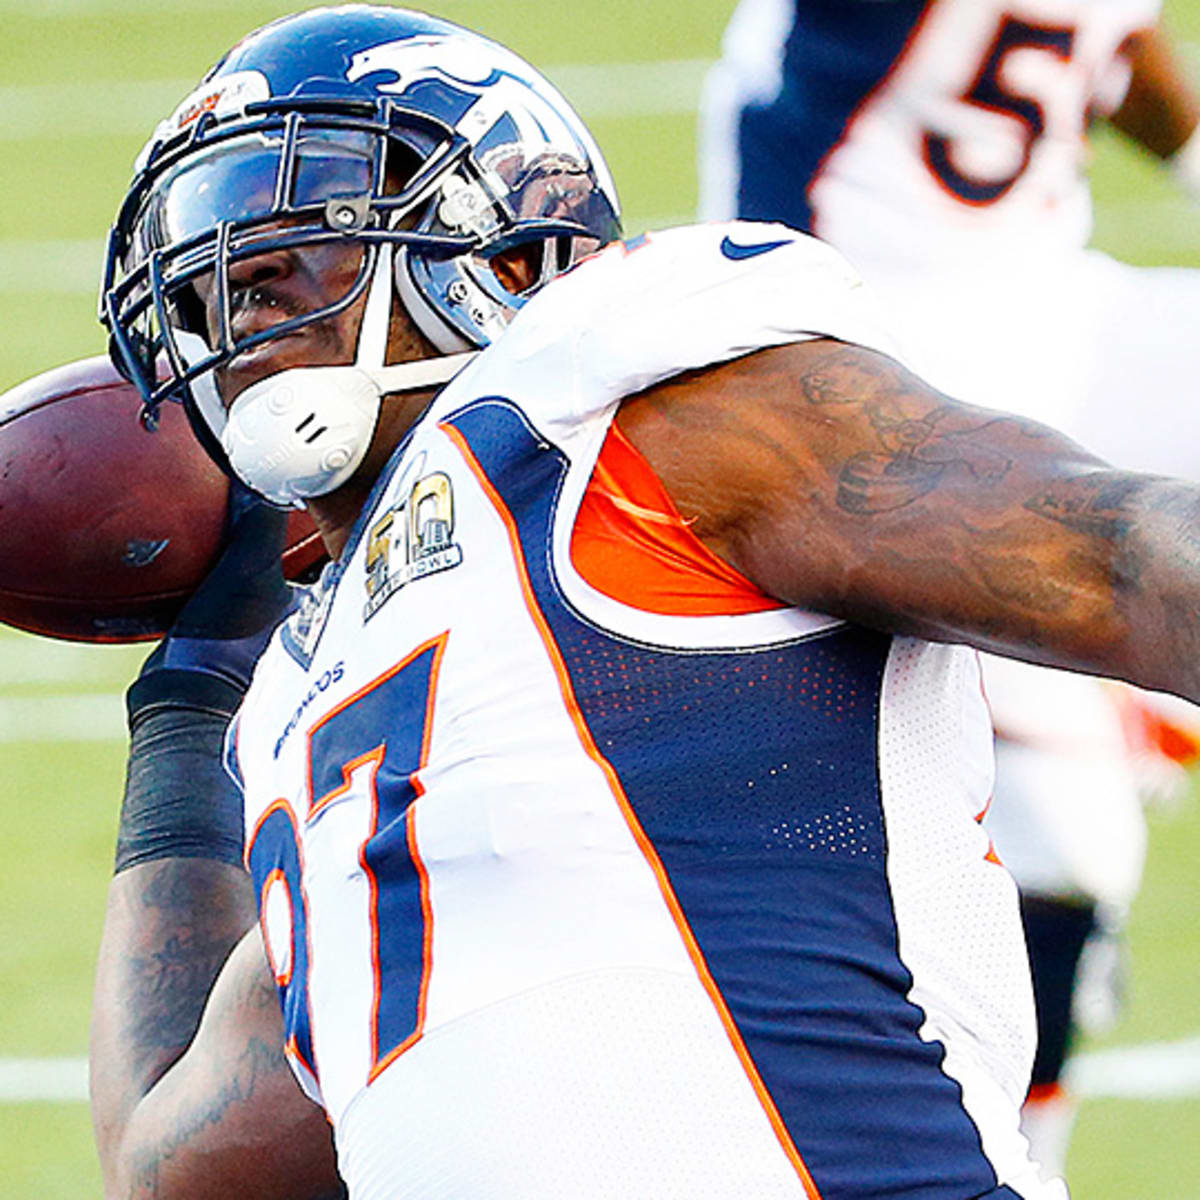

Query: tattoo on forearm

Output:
[121, 863, 254, 1080]
[127, 1036, 283, 1198]
[123, 934, 233, 1067]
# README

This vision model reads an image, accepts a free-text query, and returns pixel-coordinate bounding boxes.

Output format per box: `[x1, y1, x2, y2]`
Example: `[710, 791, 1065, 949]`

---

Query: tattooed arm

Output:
[91, 860, 344, 1200]
[618, 338, 1200, 699]
[90, 489, 342, 1198]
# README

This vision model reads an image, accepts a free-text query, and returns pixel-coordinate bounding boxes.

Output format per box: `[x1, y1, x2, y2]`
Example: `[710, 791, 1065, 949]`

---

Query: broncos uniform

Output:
[702, 0, 1159, 248]
[700, 8, 1200, 1157]
[699, 0, 1200, 470]
[228, 224, 1061, 1200]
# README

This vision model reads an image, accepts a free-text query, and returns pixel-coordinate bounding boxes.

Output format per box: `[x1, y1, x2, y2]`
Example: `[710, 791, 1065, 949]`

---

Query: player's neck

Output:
[305, 488, 368, 561]
[304, 386, 439, 559]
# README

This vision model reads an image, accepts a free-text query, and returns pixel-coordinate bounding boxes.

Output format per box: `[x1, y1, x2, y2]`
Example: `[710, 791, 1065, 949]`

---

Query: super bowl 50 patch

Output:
[364, 471, 463, 621]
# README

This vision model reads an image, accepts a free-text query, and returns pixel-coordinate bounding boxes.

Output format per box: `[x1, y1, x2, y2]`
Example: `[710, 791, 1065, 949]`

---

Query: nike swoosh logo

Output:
[720, 235, 790, 261]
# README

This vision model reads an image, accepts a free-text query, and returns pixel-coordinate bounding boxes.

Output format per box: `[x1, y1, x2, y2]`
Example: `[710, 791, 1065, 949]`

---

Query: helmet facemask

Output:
[101, 13, 621, 501]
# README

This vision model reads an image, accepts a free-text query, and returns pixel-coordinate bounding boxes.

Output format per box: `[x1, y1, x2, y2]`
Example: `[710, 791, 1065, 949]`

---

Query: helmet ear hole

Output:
[393, 247, 477, 355]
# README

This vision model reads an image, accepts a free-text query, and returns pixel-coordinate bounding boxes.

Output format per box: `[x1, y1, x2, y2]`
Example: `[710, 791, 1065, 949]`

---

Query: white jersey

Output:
[702, 22, 1196, 1180]
[701, 0, 1161, 258]
[230, 223, 1058, 1200]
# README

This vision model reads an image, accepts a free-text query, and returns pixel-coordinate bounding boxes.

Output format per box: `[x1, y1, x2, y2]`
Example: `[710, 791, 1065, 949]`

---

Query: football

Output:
[0, 356, 325, 643]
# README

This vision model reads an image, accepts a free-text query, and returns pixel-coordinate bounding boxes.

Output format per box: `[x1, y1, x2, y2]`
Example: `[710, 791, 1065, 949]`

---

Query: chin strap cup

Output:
[220, 352, 479, 506]
[221, 365, 382, 505]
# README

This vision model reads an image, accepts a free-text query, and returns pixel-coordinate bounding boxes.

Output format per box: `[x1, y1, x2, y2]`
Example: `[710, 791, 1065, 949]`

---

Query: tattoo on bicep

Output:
[799, 351, 896, 408]
[127, 1036, 285, 1198]
[837, 407, 1015, 514]
[793, 349, 1017, 514]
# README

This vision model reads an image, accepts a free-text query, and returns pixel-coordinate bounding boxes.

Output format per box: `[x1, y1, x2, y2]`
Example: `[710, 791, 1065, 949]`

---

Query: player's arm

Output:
[94, 907, 342, 1200]
[618, 338, 1200, 700]
[1106, 24, 1200, 170]
[90, 491, 345, 1199]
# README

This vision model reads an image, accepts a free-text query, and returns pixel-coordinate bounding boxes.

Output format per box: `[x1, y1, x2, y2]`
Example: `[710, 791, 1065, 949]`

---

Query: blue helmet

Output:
[101, 5, 621, 472]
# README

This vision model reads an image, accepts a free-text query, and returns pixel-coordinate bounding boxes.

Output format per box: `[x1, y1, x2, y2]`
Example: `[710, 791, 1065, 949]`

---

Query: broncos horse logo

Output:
[346, 35, 616, 199]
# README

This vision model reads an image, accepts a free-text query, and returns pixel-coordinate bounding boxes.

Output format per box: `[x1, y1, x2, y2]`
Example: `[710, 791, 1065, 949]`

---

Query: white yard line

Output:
[0, 0, 302, 12]
[0, 238, 105, 296]
[2, 192, 1196, 299]
[4, 47, 1200, 294]
[0, 78, 200, 140]
[0, 1058, 88, 1103]
[542, 59, 712, 118]
[4, 1035, 1200, 1104]
[0, 58, 709, 296]
[1066, 1034, 1200, 1100]
[0, 694, 126, 743]
[0, 59, 711, 142]
[9, 37, 1197, 135]
[0, 634, 144, 686]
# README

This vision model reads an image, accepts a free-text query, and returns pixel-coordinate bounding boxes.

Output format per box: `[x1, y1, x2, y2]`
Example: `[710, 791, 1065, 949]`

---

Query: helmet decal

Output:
[347, 35, 589, 160]
[154, 70, 271, 146]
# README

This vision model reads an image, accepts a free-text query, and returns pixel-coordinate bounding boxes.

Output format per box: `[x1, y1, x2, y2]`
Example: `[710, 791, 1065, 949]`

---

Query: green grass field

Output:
[2, 1, 1199, 1195]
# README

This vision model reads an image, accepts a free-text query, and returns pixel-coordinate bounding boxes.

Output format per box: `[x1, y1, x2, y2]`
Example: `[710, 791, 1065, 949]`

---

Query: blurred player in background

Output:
[88, 6, 1200, 1199]
[700, 0, 1200, 1177]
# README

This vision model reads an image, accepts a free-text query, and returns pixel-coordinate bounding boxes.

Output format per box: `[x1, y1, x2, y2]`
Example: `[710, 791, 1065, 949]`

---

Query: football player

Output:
[92, 7, 1200, 1199]
[699, 0, 1200, 1173]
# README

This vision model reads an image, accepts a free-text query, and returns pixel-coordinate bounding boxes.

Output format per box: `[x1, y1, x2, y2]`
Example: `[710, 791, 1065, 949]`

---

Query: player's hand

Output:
[128, 484, 296, 721]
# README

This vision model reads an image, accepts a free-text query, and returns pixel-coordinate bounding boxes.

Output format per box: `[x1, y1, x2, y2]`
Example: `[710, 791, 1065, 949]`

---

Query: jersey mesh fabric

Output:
[443, 396, 1036, 1199]
[878, 639, 1058, 1197]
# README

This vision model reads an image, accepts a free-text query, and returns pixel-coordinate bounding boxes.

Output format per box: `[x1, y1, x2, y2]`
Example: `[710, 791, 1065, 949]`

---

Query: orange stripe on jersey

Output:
[307, 634, 445, 818]
[974, 800, 1003, 864]
[244, 795, 298, 871]
[571, 420, 785, 616]
[441, 417, 823, 1199]
[367, 762, 439, 1083]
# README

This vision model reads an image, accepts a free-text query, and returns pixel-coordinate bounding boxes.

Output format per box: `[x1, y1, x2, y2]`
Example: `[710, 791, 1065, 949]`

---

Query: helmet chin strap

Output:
[365, 352, 478, 394]
[217, 243, 477, 507]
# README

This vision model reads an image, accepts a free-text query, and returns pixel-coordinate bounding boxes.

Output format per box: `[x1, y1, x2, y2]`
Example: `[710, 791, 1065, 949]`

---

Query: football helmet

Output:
[101, 5, 621, 503]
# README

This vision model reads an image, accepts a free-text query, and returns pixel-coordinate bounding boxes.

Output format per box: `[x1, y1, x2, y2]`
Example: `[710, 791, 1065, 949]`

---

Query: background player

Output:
[699, 0, 1200, 1175]
[90, 6, 1200, 1199]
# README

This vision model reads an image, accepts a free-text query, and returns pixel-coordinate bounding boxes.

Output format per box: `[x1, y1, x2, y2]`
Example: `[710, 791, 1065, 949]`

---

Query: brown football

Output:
[0, 356, 325, 643]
